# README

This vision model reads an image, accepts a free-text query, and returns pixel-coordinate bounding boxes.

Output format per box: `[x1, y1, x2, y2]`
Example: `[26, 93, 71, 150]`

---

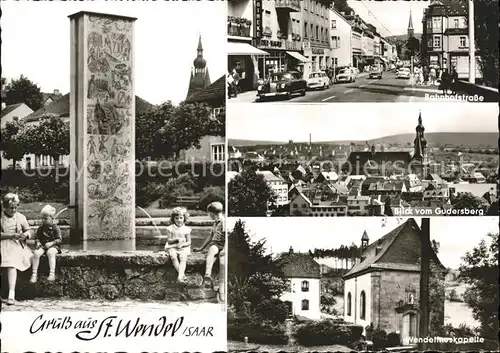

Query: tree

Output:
[458, 232, 499, 340]
[320, 293, 338, 315]
[22, 114, 69, 168]
[0, 120, 27, 169]
[4, 75, 44, 111]
[135, 101, 224, 160]
[473, 0, 499, 87]
[451, 192, 490, 213]
[228, 169, 277, 216]
[431, 239, 440, 254]
[228, 220, 288, 317]
[136, 101, 176, 160]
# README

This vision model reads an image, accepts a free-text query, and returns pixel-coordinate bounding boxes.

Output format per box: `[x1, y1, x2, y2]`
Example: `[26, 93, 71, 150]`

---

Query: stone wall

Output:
[4, 251, 223, 303]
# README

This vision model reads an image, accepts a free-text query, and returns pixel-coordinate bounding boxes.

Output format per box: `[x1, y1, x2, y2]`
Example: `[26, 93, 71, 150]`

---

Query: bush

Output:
[227, 317, 288, 345]
[198, 186, 224, 211]
[255, 299, 290, 324]
[387, 331, 401, 347]
[372, 328, 388, 349]
[136, 182, 166, 208]
[351, 339, 368, 351]
[294, 319, 363, 347]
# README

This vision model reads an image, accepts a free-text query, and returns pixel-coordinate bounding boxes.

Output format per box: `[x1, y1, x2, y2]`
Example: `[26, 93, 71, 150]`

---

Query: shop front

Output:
[228, 40, 269, 91]
[253, 38, 309, 80]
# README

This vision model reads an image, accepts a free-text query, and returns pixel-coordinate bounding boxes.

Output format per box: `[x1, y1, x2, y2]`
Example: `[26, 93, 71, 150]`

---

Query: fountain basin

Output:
[5, 251, 223, 302]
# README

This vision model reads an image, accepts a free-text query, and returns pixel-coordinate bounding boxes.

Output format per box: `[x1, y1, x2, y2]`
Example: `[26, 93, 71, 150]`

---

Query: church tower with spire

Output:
[412, 112, 429, 178]
[407, 9, 414, 38]
[186, 35, 211, 100]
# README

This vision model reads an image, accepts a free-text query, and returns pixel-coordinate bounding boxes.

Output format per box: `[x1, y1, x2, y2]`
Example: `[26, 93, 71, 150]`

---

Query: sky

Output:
[1, 1, 226, 105]
[228, 103, 498, 142]
[347, 0, 429, 37]
[227, 217, 498, 269]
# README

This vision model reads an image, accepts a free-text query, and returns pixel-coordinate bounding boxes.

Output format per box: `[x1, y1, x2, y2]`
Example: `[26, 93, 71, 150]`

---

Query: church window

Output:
[347, 292, 352, 316]
[302, 299, 309, 310]
[360, 291, 366, 319]
[301, 280, 309, 292]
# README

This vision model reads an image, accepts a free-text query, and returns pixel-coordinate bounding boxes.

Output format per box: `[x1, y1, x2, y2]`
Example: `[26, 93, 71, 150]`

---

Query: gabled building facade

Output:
[343, 219, 446, 344]
[278, 247, 322, 320]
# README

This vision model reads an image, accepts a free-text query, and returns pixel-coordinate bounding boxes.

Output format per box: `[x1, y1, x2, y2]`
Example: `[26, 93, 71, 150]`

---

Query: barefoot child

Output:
[164, 207, 191, 284]
[30, 205, 62, 282]
[194, 201, 225, 288]
[1, 193, 33, 305]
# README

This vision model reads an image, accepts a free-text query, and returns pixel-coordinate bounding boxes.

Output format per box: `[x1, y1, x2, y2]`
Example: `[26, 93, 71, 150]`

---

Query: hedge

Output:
[294, 319, 363, 347]
[227, 317, 288, 345]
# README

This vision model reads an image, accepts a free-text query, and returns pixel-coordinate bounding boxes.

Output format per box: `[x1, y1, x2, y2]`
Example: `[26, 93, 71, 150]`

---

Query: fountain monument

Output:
[69, 11, 136, 242]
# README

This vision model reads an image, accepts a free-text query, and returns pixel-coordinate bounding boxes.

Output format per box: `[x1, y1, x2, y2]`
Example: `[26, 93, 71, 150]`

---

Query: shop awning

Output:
[286, 51, 310, 63]
[227, 42, 269, 56]
[379, 57, 388, 63]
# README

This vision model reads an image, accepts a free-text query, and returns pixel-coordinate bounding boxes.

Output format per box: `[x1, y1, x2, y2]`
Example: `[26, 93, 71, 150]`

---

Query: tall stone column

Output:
[69, 12, 136, 242]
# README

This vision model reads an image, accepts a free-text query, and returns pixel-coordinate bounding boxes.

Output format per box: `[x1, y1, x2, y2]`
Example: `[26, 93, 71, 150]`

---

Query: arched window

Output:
[301, 280, 309, 292]
[347, 292, 352, 316]
[302, 299, 309, 311]
[360, 291, 366, 320]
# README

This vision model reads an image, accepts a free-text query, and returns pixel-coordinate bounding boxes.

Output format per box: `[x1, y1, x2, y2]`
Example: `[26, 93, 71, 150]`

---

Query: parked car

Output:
[257, 71, 306, 100]
[397, 67, 411, 79]
[369, 65, 383, 79]
[306, 71, 330, 90]
[335, 68, 356, 83]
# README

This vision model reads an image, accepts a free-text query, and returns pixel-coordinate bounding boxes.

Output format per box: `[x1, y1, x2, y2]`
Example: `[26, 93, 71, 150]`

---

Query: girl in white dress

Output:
[1, 193, 33, 305]
[164, 207, 191, 284]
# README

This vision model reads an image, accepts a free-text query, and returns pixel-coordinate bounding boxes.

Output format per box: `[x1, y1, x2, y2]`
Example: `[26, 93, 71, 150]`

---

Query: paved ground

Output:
[228, 72, 467, 103]
[228, 340, 353, 352]
[2, 298, 224, 311]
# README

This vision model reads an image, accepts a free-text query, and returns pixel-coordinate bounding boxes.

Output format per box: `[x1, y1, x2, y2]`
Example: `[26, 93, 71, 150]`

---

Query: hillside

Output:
[229, 138, 287, 146]
[368, 132, 498, 148]
[229, 133, 498, 148]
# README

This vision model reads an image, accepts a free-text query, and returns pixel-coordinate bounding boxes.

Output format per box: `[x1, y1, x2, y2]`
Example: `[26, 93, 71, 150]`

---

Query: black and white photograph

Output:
[227, 216, 499, 352]
[227, 0, 498, 103]
[227, 103, 498, 217]
[1, 1, 226, 352]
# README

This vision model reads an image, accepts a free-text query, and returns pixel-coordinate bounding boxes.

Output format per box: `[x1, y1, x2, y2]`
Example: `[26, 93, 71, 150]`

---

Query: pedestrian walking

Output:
[429, 67, 436, 85]
[439, 69, 451, 94]
[450, 66, 458, 94]
[423, 66, 429, 85]
[227, 71, 236, 99]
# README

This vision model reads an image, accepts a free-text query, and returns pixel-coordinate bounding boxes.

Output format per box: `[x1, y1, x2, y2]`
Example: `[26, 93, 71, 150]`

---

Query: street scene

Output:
[227, 0, 499, 103]
[1, 0, 226, 321]
[227, 103, 498, 217]
[227, 217, 499, 352]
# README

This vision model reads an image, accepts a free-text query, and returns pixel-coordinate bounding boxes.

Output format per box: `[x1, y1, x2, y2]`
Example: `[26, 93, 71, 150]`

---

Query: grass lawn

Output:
[228, 340, 353, 352]
[16, 201, 208, 219]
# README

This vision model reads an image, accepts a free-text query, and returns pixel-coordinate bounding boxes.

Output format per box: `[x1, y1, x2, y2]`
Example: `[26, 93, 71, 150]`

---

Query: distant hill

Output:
[368, 132, 498, 148]
[229, 133, 497, 148]
[229, 138, 287, 146]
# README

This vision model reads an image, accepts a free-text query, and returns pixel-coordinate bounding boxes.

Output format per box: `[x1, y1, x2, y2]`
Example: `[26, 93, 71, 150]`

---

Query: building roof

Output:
[23, 94, 155, 122]
[277, 250, 321, 279]
[449, 183, 497, 199]
[42, 91, 64, 104]
[1, 103, 26, 118]
[185, 75, 224, 104]
[343, 219, 445, 280]
[257, 170, 284, 182]
[367, 181, 405, 192]
[347, 151, 413, 172]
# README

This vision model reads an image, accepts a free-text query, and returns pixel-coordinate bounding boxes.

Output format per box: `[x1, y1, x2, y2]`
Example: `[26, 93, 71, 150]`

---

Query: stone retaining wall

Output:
[3, 251, 224, 303]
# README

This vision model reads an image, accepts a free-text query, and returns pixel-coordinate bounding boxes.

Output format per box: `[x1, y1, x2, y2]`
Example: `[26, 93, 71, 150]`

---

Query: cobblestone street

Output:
[2, 298, 224, 312]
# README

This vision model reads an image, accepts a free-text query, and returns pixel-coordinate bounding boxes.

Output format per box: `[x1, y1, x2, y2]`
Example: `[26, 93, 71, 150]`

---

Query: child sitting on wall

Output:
[194, 201, 225, 288]
[30, 205, 62, 282]
[164, 207, 192, 284]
